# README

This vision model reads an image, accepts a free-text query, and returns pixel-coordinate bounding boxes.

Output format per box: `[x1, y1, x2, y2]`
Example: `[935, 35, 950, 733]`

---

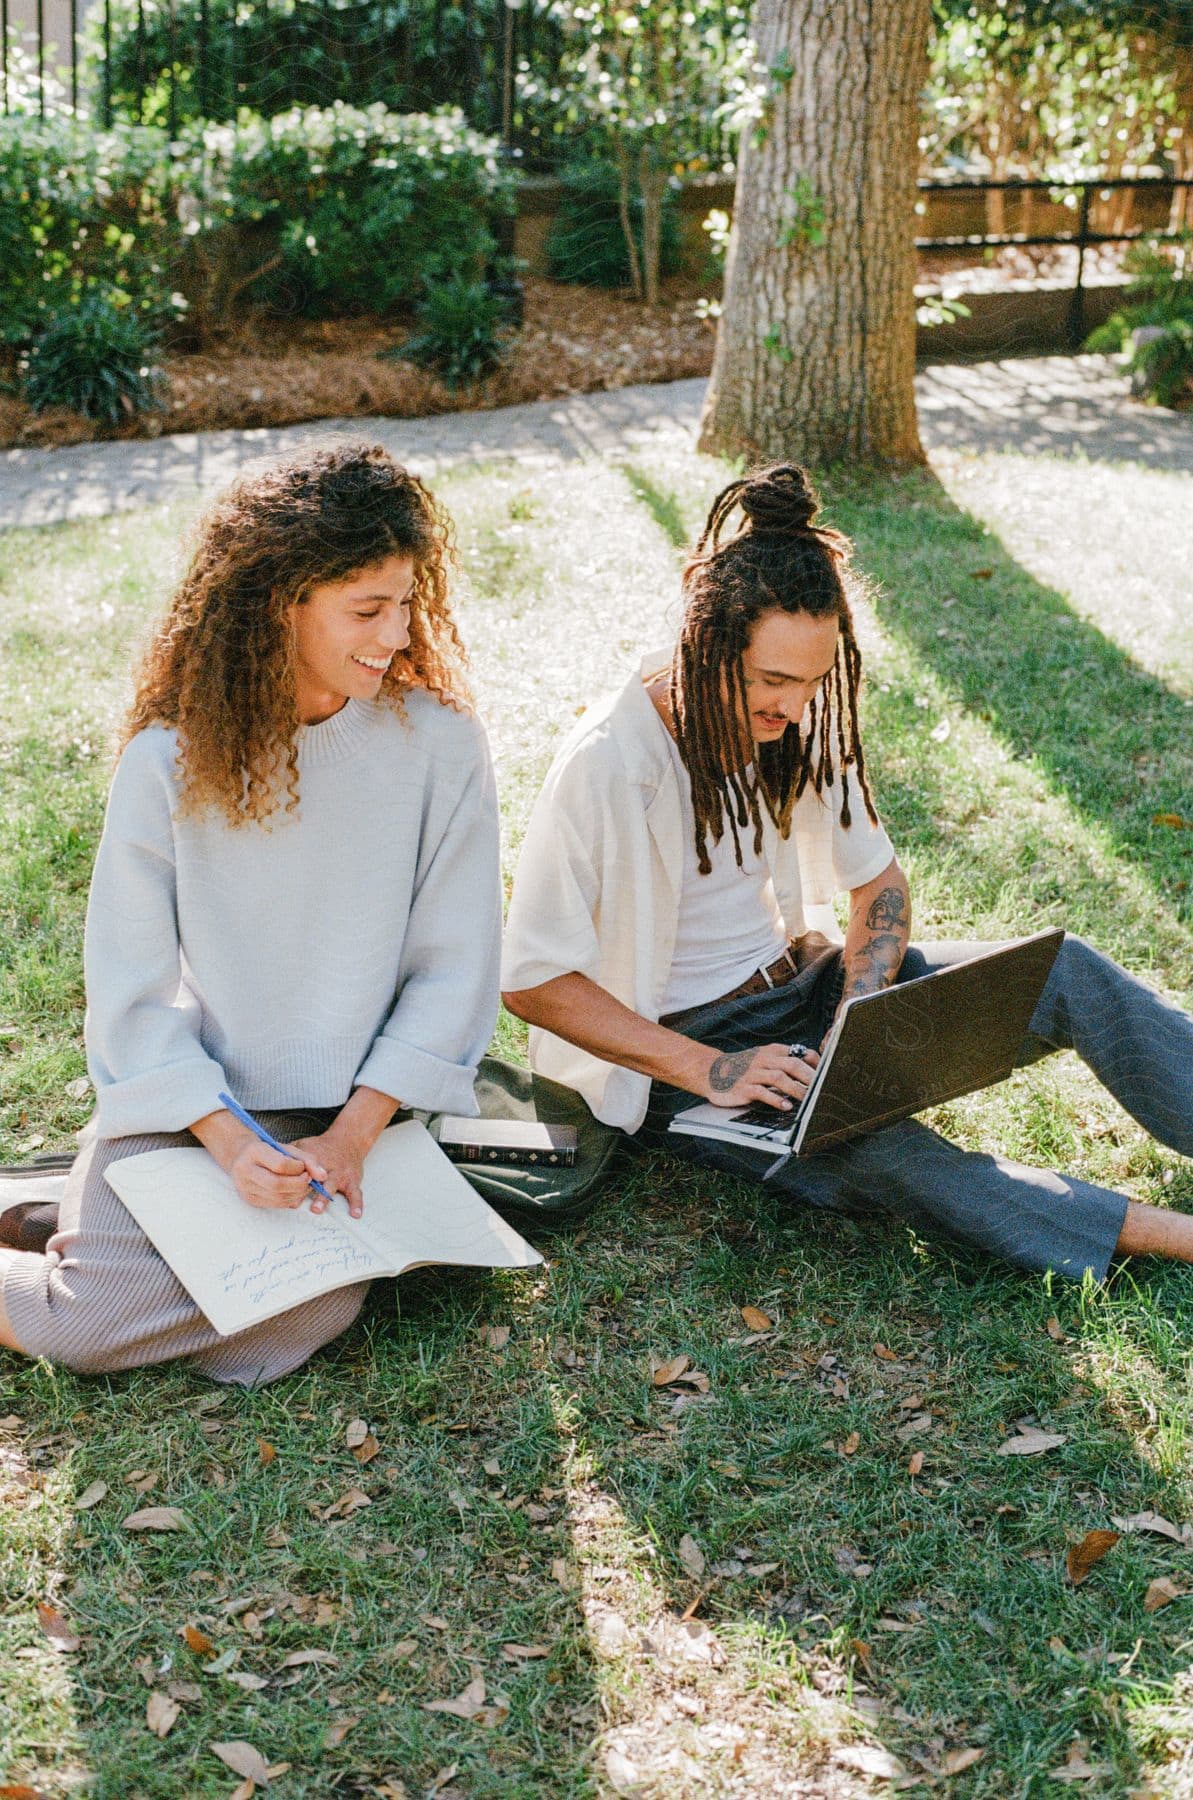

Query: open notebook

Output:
[105, 1120, 542, 1337]
[671, 929, 1064, 1159]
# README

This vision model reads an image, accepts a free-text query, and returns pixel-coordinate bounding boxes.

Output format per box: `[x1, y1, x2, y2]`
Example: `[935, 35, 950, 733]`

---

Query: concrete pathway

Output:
[1, 354, 1190, 531]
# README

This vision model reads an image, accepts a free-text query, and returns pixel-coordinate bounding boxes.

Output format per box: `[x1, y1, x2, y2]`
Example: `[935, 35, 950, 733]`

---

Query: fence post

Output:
[36, 0, 44, 115]
[1, 0, 8, 117]
[1067, 180, 1092, 351]
[103, 0, 111, 124]
[71, 0, 78, 112]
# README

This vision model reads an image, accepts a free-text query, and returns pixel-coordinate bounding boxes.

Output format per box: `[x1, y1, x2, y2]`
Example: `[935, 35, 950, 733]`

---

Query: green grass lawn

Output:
[1, 439, 1191, 1799]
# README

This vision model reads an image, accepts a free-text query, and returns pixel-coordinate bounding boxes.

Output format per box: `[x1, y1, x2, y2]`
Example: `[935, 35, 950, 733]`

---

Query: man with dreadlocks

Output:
[502, 463, 1193, 1282]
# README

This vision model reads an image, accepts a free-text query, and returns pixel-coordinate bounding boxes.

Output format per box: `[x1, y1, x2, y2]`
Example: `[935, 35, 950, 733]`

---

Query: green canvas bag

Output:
[426, 1056, 622, 1227]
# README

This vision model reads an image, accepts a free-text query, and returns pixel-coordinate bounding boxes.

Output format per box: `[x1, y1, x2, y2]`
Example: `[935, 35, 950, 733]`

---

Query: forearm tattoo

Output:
[843, 886, 910, 1002]
[709, 1048, 755, 1092]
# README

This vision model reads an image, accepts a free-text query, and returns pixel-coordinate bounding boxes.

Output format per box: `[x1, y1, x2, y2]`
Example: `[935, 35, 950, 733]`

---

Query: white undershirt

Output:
[657, 724, 788, 1017]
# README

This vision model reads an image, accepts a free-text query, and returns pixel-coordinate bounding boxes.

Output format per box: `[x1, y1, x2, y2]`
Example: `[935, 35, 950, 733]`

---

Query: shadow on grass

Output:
[829, 468, 1192, 924]
[564, 1151, 1193, 1794]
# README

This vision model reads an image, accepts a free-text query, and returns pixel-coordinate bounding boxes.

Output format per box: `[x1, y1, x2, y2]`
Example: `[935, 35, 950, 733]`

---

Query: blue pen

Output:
[217, 1091, 338, 1206]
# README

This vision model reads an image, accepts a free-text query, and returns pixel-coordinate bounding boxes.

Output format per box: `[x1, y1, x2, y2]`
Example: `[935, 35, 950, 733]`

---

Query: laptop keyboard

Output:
[731, 1099, 803, 1129]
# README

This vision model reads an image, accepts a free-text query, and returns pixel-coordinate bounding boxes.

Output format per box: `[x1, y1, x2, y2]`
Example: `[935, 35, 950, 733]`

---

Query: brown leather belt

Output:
[660, 933, 835, 1026]
[718, 941, 802, 1005]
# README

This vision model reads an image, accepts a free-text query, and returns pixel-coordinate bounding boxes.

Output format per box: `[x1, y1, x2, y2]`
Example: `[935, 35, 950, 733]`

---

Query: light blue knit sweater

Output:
[84, 692, 501, 1139]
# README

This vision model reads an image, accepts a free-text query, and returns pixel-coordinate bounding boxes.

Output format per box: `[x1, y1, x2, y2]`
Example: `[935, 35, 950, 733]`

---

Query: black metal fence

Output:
[0, 0, 744, 171]
[916, 176, 1193, 348]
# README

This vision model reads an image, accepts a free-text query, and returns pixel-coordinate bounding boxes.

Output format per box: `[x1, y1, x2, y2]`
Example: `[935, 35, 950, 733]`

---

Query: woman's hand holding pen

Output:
[229, 1135, 331, 1211]
[190, 1107, 333, 1211]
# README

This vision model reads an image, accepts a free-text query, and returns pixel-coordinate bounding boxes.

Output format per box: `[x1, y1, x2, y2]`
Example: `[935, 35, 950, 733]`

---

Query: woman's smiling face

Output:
[290, 554, 416, 724]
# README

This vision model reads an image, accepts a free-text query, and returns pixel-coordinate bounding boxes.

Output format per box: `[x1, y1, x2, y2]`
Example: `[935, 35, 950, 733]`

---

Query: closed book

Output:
[437, 1117, 578, 1169]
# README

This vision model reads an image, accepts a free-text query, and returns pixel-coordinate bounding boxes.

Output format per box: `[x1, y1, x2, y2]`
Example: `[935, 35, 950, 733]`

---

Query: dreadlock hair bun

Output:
[669, 461, 878, 874]
[735, 463, 821, 537]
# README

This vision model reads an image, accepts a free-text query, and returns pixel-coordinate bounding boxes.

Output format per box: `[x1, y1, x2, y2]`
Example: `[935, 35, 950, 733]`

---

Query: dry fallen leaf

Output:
[352, 1434, 381, 1465]
[279, 1648, 340, 1669]
[324, 1715, 360, 1747]
[502, 1643, 549, 1661]
[1144, 1577, 1187, 1612]
[834, 1743, 906, 1779]
[424, 1673, 508, 1726]
[479, 1324, 510, 1351]
[1066, 1530, 1121, 1585]
[652, 1353, 691, 1387]
[1154, 812, 1191, 830]
[604, 1746, 640, 1795]
[228, 1782, 255, 1800]
[36, 1602, 79, 1654]
[257, 1440, 276, 1467]
[211, 1741, 271, 1785]
[677, 1533, 705, 1578]
[146, 1692, 180, 1738]
[1049, 1738, 1105, 1782]
[76, 1479, 108, 1510]
[322, 1487, 371, 1521]
[908, 1451, 925, 1476]
[740, 1305, 772, 1332]
[996, 1428, 1066, 1457]
[182, 1624, 217, 1657]
[874, 1343, 898, 1361]
[940, 1747, 986, 1776]
[840, 1431, 861, 1457]
[226, 1672, 270, 1692]
[0, 1788, 55, 1799]
[344, 1419, 369, 1450]
[122, 1506, 187, 1532]
[1112, 1511, 1190, 1545]
[1045, 1315, 1067, 1343]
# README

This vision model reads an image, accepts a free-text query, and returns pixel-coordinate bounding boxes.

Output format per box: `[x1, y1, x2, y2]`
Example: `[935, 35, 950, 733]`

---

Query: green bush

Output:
[21, 294, 164, 424]
[392, 277, 513, 388]
[1086, 236, 1193, 407]
[178, 103, 515, 322]
[0, 112, 181, 350]
[545, 160, 683, 289]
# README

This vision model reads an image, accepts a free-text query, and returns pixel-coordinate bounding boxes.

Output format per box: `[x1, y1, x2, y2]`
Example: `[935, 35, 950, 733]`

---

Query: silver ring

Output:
[787, 1043, 809, 1059]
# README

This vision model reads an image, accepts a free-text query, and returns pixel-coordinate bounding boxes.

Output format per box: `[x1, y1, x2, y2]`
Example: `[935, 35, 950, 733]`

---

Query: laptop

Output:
[669, 928, 1064, 1158]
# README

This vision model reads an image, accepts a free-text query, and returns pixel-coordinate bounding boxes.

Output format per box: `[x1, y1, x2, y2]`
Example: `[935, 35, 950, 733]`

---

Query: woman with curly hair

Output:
[0, 444, 501, 1383]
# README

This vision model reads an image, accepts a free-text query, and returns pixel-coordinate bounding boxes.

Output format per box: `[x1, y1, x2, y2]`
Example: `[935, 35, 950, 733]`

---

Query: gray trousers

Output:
[634, 936, 1193, 1282]
[2, 1109, 371, 1385]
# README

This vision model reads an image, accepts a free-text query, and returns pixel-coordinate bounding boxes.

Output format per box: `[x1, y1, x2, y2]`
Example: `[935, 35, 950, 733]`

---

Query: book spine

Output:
[442, 1144, 577, 1169]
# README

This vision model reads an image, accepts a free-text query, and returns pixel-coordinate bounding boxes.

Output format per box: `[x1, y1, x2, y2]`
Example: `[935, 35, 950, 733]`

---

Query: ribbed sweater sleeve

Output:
[355, 714, 501, 1114]
[84, 730, 230, 1136]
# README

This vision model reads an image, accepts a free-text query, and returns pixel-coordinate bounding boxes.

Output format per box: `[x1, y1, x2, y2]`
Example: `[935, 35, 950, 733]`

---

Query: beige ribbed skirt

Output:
[2, 1111, 372, 1385]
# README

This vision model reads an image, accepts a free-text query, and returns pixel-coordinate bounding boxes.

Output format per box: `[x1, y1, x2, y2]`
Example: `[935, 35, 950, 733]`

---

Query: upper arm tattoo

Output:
[865, 886, 907, 933]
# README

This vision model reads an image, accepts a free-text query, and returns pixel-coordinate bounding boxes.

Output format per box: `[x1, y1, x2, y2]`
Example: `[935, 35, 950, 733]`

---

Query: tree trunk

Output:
[613, 135, 644, 300]
[639, 150, 668, 307]
[699, 0, 930, 467]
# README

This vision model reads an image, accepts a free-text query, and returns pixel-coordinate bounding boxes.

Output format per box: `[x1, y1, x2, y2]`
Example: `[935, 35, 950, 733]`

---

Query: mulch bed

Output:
[0, 276, 719, 452]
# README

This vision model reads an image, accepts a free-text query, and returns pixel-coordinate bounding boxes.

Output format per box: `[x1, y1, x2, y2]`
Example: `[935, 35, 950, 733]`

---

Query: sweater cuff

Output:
[355, 1040, 480, 1117]
[90, 1056, 229, 1140]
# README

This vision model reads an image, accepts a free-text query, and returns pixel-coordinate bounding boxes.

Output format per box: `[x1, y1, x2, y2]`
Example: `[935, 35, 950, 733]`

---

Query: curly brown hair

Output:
[669, 463, 878, 874]
[122, 444, 469, 825]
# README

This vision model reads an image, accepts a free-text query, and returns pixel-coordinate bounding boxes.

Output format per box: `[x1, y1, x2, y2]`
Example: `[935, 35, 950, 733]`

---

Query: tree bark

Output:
[699, 0, 930, 467]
